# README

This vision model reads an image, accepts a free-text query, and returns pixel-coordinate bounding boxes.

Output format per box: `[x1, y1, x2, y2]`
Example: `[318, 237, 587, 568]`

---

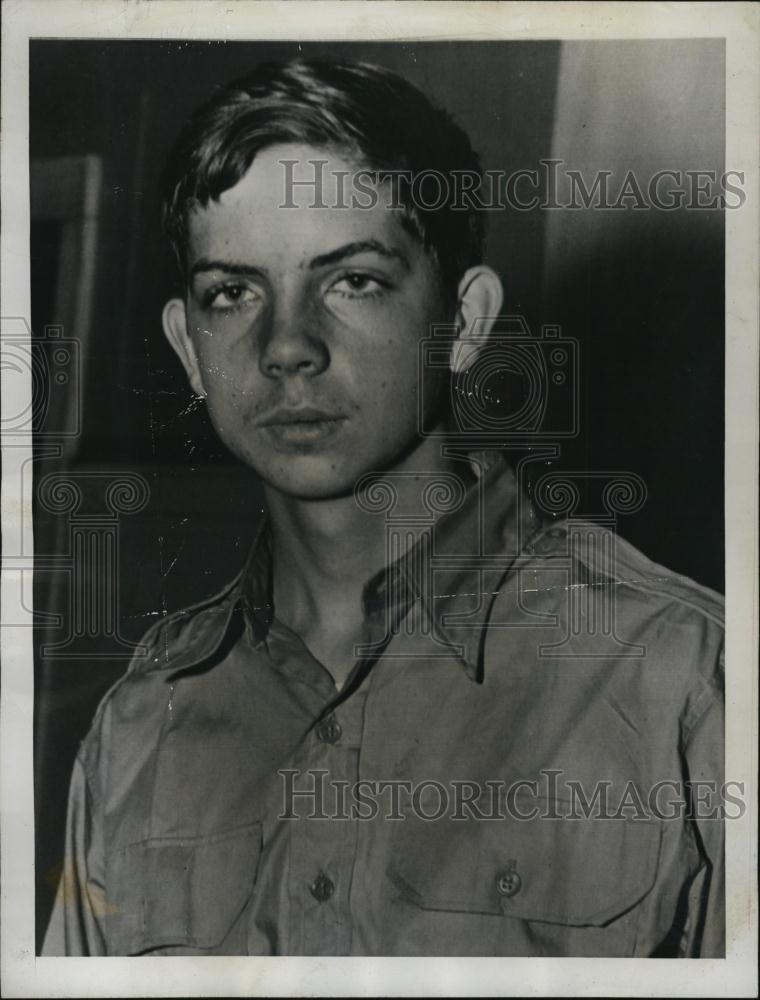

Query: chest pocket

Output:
[388, 799, 662, 930]
[105, 823, 262, 955]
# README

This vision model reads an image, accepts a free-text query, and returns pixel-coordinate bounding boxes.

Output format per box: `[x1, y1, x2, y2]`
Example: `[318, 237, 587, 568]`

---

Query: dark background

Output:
[30, 39, 725, 947]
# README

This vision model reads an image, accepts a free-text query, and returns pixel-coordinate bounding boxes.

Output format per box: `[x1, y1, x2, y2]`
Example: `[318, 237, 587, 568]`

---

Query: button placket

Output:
[294, 672, 370, 953]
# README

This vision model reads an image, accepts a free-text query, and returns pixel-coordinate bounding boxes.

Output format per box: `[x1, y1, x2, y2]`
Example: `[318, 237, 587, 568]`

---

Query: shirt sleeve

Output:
[41, 753, 107, 956]
[680, 652, 725, 958]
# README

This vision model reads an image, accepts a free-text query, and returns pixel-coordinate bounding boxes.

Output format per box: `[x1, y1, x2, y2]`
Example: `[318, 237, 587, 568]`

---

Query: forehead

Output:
[186, 142, 420, 267]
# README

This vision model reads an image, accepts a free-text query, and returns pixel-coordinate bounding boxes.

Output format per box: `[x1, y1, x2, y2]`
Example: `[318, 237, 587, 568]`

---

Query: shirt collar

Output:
[149, 452, 542, 681]
[386, 449, 542, 680]
[144, 518, 268, 676]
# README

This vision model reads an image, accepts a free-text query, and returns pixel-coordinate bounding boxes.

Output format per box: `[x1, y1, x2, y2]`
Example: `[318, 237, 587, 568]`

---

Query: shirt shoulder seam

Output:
[541, 519, 725, 629]
[80, 572, 244, 747]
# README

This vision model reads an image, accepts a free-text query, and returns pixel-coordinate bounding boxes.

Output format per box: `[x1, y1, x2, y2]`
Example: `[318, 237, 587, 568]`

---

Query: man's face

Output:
[168, 143, 452, 499]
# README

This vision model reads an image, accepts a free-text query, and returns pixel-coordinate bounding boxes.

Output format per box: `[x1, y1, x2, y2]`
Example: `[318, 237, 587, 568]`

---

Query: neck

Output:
[266, 442, 471, 636]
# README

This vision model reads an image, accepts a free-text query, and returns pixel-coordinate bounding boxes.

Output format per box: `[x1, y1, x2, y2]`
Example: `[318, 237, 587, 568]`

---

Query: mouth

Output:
[258, 406, 348, 445]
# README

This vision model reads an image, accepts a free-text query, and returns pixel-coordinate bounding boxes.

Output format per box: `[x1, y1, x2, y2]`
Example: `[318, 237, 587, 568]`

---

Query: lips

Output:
[259, 406, 345, 427]
[257, 406, 348, 446]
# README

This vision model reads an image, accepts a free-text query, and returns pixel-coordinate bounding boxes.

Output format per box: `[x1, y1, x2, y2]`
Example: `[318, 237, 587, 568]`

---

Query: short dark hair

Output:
[160, 58, 486, 298]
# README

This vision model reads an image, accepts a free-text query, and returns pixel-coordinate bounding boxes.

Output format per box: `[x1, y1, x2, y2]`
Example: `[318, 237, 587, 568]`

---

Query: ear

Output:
[450, 266, 504, 374]
[162, 298, 206, 396]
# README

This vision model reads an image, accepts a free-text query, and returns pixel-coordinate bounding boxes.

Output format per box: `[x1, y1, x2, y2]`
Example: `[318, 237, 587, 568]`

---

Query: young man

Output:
[43, 58, 725, 957]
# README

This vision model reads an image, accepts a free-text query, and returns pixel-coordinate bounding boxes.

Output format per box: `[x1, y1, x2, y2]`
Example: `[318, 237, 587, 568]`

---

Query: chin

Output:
[250, 454, 363, 502]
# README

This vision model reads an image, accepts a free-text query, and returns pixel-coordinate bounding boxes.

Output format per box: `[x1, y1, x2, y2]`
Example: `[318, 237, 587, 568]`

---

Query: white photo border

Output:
[2, 2, 757, 996]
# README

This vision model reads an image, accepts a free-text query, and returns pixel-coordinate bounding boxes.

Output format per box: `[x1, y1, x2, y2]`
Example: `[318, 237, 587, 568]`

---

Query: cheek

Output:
[190, 310, 256, 359]
[191, 327, 254, 393]
[202, 367, 246, 419]
[196, 348, 255, 422]
[360, 349, 417, 404]
[355, 355, 423, 442]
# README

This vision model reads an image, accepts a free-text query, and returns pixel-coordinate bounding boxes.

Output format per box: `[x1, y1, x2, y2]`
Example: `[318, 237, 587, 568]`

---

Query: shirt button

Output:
[310, 872, 335, 903]
[496, 865, 522, 898]
[316, 715, 342, 744]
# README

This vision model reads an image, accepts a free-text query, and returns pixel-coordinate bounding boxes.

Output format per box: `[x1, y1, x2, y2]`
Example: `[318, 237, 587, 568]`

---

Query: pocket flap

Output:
[106, 823, 262, 954]
[389, 808, 662, 927]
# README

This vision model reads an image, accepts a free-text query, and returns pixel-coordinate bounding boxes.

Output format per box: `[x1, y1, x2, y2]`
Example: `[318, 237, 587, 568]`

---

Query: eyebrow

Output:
[189, 239, 409, 282]
[308, 239, 409, 270]
[190, 259, 268, 282]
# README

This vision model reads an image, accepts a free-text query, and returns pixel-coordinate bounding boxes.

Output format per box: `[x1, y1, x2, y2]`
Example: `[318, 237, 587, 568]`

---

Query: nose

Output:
[258, 300, 329, 379]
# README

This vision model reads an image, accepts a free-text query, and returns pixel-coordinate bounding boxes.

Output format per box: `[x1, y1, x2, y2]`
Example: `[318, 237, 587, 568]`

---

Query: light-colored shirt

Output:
[43, 454, 724, 957]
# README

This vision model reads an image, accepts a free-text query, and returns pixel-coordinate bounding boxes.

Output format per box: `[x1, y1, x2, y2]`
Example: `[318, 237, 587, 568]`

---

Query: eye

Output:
[328, 272, 389, 299]
[204, 282, 259, 310]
